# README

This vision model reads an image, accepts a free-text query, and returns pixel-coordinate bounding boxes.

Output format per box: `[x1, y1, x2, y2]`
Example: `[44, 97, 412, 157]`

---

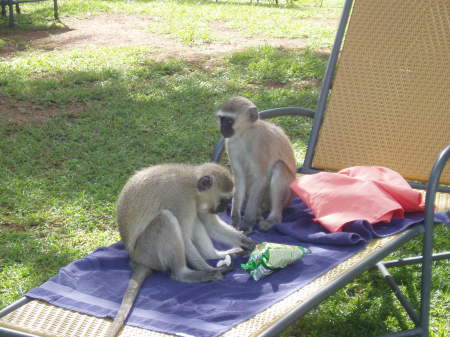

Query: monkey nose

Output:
[218, 198, 231, 213]
[215, 204, 226, 213]
[221, 125, 234, 138]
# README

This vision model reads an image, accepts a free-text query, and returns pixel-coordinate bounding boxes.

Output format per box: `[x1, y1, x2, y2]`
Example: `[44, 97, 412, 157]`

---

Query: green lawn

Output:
[0, 1, 449, 337]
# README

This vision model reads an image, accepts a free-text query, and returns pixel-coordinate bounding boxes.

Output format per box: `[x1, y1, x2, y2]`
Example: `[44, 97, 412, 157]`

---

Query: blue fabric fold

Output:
[274, 198, 436, 246]
[26, 197, 449, 337]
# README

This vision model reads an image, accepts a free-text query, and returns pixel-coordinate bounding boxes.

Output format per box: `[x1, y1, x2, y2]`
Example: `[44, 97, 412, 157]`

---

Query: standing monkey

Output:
[107, 163, 254, 337]
[216, 96, 296, 233]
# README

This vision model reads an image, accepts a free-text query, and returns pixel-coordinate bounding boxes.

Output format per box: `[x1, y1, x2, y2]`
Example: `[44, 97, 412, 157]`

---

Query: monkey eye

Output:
[220, 117, 234, 126]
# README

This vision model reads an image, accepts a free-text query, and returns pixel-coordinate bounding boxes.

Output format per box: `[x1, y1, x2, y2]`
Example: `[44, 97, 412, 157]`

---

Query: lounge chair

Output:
[1, 0, 58, 27]
[1, 0, 449, 336]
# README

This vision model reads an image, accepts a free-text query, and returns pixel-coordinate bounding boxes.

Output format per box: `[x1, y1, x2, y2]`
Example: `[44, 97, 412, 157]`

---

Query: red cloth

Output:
[290, 166, 425, 233]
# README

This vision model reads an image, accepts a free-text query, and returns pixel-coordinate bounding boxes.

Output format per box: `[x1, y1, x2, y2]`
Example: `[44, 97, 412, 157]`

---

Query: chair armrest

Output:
[210, 107, 315, 163]
[419, 144, 449, 326]
[423, 144, 450, 229]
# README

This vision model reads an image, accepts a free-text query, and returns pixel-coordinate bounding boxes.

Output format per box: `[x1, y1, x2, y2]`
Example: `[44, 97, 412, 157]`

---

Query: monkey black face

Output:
[214, 197, 230, 214]
[219, 116, 235, 138]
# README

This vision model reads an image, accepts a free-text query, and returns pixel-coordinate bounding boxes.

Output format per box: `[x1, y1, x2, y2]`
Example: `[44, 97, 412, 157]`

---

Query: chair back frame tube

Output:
[301, 0, 353, 172]
[420, 144, 450, 337]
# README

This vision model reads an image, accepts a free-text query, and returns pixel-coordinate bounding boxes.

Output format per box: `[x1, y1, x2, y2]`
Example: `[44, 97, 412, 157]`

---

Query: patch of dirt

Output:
[292, 78, 322, 88]
[0, 222, 27, 231]
[0, 97, 85, 125]
[0, 14, 328, 61]
[262, 80, 287, 89]
[0, 14, 335, 125]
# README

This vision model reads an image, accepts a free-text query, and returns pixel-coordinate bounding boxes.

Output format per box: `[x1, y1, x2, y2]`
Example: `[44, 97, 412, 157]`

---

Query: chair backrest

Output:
[308, 0, 450, 185]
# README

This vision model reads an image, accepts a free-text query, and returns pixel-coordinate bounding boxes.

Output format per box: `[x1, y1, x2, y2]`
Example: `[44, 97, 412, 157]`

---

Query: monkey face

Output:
[216, 101, 258, 139]
[198, 194, 231, 215]
[196, 163, 234, 214]
[219, 116, 235, 138]
[196, 183, 233, 215]
[213, 197, 231, 214]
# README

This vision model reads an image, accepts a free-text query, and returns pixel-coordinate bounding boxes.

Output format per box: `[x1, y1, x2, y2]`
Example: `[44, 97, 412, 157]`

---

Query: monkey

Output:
[215, 96, 297, 233]
[106, 162, 255, 337]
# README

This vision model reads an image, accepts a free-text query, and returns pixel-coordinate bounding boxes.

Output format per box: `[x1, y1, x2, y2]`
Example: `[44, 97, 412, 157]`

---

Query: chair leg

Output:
[53, 0, 58, 20]
[419, 240, 433, 337]
[418, 144, 450, 337]
[377, 250, 450, 337]
[8, 0, 14, 27]
[376, 263, 419, 325]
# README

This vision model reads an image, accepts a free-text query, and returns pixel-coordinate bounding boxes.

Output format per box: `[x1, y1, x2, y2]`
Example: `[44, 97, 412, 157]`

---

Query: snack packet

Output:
[241, 242, 311, 281]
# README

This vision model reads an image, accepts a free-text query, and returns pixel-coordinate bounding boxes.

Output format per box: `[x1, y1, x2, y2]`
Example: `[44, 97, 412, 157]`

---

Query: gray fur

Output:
[107, 163, 254, 337]
[216, 96, 297, 233]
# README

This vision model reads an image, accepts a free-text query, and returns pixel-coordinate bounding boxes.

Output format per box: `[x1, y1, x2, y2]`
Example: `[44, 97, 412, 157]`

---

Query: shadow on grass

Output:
[0, 43, 448, 336]
[0, 46, 318, 311]
[0, 4, 71, 57]
[281, 271, 414, 337]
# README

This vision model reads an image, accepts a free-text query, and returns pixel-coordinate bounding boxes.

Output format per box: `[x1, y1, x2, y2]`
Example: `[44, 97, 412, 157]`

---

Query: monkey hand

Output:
[216, 256, 234, 274]
[239, 235, 256, 253]
[216, 254, 232, 268]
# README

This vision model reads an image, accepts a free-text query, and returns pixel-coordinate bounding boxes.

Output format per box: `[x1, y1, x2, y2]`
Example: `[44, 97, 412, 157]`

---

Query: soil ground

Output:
[0, 14, 335, 124]
[0, 14, 322, 59]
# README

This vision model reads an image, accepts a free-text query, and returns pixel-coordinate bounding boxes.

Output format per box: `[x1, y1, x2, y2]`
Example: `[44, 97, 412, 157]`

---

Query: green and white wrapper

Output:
[241, 242, 311, 281]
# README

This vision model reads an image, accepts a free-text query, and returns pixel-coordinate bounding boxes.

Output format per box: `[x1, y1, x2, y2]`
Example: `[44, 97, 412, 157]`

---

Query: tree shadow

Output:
[0, 7, 71, 56]
[0, 47, 323, 309]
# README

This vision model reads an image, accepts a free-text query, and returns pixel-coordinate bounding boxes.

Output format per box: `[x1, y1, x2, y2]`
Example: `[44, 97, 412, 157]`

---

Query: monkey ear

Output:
[197, 175, 213, 191]
[248, 107, 258, 122]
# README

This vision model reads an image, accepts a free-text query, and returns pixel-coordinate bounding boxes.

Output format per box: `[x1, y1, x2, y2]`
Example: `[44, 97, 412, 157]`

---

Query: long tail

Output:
[106, 264, 152, 337]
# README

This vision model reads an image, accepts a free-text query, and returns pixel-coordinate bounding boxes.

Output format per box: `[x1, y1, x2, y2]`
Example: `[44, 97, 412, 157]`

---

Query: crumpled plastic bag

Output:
[241, 242, 311, 281]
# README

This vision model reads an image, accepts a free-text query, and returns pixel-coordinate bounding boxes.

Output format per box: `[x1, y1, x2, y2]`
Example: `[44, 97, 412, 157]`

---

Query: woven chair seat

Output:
[1, 192, 448, 337]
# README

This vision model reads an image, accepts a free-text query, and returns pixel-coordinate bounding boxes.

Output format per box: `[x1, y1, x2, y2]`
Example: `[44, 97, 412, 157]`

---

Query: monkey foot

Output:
[259, 219, 275, 231]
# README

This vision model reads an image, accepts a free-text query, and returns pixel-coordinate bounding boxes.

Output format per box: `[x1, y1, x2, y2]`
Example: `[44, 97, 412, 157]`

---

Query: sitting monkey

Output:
[216, 96, 296, 233]
[107, 162, 255, 337]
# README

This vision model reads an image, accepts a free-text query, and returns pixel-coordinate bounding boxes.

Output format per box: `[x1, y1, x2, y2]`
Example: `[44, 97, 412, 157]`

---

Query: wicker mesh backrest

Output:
[313, 0, 450, 184]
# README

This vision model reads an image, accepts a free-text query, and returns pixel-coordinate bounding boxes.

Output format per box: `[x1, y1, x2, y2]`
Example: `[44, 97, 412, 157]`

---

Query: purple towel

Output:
[26, 197, 449, 337]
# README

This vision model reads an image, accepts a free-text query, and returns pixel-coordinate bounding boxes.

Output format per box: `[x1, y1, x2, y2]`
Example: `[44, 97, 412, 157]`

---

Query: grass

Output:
[1, 0, 340, 47]
[1, 1, 449, 337]
[0, 43, 320, 303]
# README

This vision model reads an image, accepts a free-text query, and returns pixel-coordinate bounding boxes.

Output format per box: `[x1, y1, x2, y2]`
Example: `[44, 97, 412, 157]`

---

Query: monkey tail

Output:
[106, 264, 152, 337]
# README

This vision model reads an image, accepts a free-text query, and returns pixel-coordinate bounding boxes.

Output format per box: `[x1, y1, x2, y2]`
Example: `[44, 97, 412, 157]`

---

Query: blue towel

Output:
[26, 197, 449, 337]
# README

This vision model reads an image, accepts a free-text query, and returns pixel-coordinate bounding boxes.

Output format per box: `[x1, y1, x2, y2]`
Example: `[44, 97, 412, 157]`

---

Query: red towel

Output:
[290, 166, 425, 233]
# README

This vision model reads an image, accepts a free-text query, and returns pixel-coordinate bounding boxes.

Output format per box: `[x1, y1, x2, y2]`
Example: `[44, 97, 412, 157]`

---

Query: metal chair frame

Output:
[0, 0, 58, 27]
[210, 0, 450, 336]
[0, 1, 449, 337]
